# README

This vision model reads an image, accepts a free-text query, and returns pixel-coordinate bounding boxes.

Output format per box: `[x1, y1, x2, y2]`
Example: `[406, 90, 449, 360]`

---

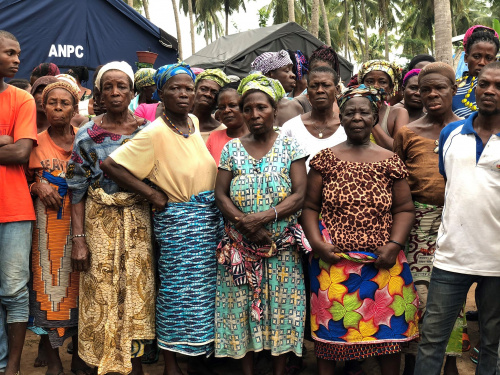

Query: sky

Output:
[148, 0, 269, 59]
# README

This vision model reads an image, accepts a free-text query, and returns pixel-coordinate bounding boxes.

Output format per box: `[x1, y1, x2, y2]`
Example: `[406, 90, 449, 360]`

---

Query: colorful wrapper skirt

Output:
[153, 191, 222, 356]
[404, 201, 465, 356]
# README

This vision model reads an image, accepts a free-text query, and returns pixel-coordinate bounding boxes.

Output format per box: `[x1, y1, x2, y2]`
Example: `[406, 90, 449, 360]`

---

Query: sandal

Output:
[462, 332, 471, 352]
[470, 346, 479, 364]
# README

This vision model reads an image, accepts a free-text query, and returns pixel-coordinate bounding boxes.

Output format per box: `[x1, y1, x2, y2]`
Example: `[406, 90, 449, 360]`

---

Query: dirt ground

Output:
[21, 286, 480, 375]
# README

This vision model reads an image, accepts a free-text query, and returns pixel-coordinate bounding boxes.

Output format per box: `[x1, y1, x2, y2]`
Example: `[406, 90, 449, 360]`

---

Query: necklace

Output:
[460, 76, 478, 112]
[312, 122, 329, 138]
[163, 112, 191, 138]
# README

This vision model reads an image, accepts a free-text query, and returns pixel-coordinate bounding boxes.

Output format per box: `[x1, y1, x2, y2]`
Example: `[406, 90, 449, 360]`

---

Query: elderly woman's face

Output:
[242, 91, 275, 135]
[340, 96, 376, 143]
[403, 75, 422, 110]
[308, 71, 337, 110]
[43, 88, 76, 128]
[363, 71, 393, 97]
[419, 73, 456, 115]
[194, 79, 221, 110]
[100, 70, 133, 113]
[161, 74, 195, 115]
[217, 89, 244, 129]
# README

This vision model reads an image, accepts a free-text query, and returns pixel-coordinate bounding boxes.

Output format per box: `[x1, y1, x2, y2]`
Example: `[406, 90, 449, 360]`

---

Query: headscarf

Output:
[346, 74, 359, 88]
[41, 75, 80, 105]
[418, 62, 456, 86]
[251, 50, 293, 75]
[134, 68, 156, 91]
[358, 60, 403, 95]
[463, 25, 499, 50]
[191, 67, 205, 76]
[95, 61, 135, 91]
[31, 76, 58, 96]
[195, 68, 230, 88]
[31, 63, 60, 78]
[309, 45, 340, 74]
[402, 69, 421, 88]
[338, 84, 384, 113]
[293, 50, 309, 80]
[152, 62, 196, 101]
[237, 73, 285, 102]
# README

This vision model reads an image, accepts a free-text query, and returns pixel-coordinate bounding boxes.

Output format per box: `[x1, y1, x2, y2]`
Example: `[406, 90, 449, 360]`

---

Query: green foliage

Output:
[258, 6, 271, 28]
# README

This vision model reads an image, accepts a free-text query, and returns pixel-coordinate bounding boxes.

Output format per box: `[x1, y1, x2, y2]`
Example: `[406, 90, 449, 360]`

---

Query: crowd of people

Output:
[0, 22, 499, 375]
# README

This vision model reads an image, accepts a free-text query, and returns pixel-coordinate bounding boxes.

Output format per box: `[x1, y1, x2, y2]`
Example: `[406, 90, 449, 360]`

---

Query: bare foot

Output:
[34, 339, 48, 368]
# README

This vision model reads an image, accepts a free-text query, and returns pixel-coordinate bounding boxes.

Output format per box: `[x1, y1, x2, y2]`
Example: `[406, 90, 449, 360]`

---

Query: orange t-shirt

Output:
[205, 129, 233, 166]
[0, 85, 37, 223]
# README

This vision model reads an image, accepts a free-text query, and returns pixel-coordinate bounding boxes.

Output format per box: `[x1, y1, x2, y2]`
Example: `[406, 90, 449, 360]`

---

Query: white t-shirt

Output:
[281, 115, 347, 171]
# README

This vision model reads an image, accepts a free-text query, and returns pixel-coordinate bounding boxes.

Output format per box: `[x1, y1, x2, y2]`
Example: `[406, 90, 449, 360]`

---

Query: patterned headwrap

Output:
[309, 45, 340, 74]
[402, 69, 421, 88]
[191, 67, 205, 76]
[418, 62, 456, 85]
[95, 61, 135, 91]
[42, 74, 80, 105]
[293, 50, 309, 80]
[358, 60, 403, 95]
[195, 68, 230, 88]
[152, 62, 196, 101]
[463, 25, 499, 50]
[31, 76, 58, 96]
[134, 68, 156, 91]
[31, 62, 60, 78]
[237, 73, 286, 102]
[338, 84, 384, 113]
[251, 50, 293, 75]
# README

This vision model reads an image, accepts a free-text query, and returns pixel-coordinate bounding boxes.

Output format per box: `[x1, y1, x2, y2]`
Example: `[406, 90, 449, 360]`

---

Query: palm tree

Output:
[171, 0, 183, 59]
[179, 0, 196, 55]
[288, 0, 295, 22]
[434, 0, 453, 64]
[311, 0, 320, 37]
[127, 0, 133, 6]
[221, 0, 246, 36]
[320, 0, 331, 46]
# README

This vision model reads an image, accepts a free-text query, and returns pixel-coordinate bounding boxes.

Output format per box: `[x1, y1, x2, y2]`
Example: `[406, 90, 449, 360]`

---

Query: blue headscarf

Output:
[152, 62, 196, 101]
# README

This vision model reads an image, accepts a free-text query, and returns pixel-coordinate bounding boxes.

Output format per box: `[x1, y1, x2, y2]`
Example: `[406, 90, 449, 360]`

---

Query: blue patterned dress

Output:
[214, 135, 307, 358]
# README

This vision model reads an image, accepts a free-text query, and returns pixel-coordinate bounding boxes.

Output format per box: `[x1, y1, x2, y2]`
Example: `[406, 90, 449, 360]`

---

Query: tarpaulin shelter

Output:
[0, 0, 178, 81]
[185, 22, 354, 83]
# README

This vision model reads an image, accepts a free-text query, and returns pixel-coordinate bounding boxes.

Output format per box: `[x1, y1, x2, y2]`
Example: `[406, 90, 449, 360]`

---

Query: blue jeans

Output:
[0, 305, 7, 371]
[415, 267, 500, 375]
[0, 221, 32, 324]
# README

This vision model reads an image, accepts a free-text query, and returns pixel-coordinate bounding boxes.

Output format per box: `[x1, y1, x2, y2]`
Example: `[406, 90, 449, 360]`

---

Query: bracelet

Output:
[271, 206, 278, 222]
[388, 239, 404, 249]
[72, 234, 86, 239]
[28, 182, 36, 195]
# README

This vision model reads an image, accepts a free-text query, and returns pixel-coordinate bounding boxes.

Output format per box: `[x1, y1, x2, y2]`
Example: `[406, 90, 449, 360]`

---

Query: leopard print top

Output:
[310, 148, 408, 253]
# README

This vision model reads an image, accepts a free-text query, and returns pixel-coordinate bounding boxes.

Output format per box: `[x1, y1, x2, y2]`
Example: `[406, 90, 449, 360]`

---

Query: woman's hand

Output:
[246, 227, 272, 246]
[31, 182, 62, 210]
[71, 237, 90, 272]
[314, 242, 342, 264]
[374, 243, 400, 269]
[234, 211, 271, 237]
[149, 190, 169, 212]
[0, 135, 14, 147]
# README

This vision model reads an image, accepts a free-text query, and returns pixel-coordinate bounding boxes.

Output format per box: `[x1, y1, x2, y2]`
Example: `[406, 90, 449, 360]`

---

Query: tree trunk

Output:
[382, 0, 389, 60]
[171, 0, 183, 59]
[450, 4, 457, 37]
[287, 0, 295, 22]
[142, 0, 150, 20]
[187, 0, 195, 55]
[434, 0, 453, 64]
[225, 8, 229, 36]
[344, 0, 349, 58]
[320, 0, 330, 46]
[311, 0, 320, 37]
[430, 30, 434, 56]
[127, 0, 133, 7]
[361, 0, 369, 62]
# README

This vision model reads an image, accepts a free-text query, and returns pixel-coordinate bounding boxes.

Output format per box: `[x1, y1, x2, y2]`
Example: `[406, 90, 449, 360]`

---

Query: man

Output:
[251, 50, 303, 126]
[414, 62, 500, 375]
[0, 30, 37, 375]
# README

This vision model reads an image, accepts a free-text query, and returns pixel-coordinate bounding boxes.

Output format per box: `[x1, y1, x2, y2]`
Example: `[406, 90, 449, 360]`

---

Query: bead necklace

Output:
[460, 76, 478, 112]
[163, 112, 192, 138]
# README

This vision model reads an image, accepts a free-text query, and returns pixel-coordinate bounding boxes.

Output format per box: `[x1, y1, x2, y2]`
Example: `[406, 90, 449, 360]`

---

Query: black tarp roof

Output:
[185, 22, 353, 83]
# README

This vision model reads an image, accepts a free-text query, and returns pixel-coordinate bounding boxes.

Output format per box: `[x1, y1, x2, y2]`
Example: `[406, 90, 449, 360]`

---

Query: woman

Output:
[452, 25, 500, 119]
[407, 54, 435, 71]
[66, 61, 155, 375]
[192, 69, 230, 141]
[31, 76, 58, 133]
[301, 85, 418, 375]
[358, 60, 409, 150]
[128, 68, 157, 113]
[67, 66, 93, 116]
[213, 73, 307, 375]
[393, 63, 463, 375]
[101, 62, 221, 375]
[133, 66, 169, 122]
[27, 77, 92, 375]
[401, 69, 425, 123]
[281, 66, 346, 171]
[206, 82, 248, 164]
